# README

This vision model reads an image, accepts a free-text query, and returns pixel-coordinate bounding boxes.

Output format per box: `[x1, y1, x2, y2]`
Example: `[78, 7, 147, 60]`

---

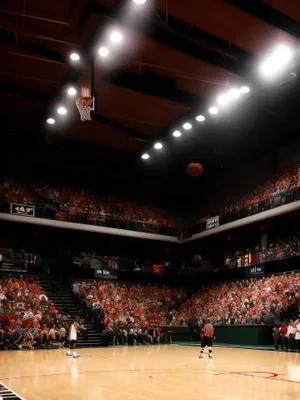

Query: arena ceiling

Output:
[1, 0, 300, 187]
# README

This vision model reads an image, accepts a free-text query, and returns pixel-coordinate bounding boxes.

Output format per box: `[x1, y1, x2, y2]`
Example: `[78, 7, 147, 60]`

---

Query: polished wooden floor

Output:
[0, 346, 299, 400]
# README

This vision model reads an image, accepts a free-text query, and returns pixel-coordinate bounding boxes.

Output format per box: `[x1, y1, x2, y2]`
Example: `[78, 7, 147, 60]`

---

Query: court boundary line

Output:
[0, 381, 25, 400]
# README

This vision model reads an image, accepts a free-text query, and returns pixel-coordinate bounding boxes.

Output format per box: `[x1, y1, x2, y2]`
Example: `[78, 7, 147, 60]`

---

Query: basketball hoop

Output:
[76, 87, 93, 121]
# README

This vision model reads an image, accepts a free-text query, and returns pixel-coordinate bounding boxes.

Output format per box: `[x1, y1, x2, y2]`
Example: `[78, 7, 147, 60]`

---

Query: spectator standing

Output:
[287, 320, 296, 350]
[295, 321, 300, 353]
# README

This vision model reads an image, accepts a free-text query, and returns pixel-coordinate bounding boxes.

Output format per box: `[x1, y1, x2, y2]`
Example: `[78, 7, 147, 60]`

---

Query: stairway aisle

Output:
[38, 276, 104, 347]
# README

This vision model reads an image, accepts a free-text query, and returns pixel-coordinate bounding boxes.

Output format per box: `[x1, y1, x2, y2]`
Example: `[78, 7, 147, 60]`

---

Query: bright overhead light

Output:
[240, 86, 250, 94]
[70, 53, 80, 61]
[209, 107, 218, 115]
[57, 107, 67, 115]
[228, 88, 240, 99]
[99, 47, 109, 57]
[183, 122, 192, 130]
[172, 130, 181, 137]
[133, 0, 147, 4]
[260, 46, 292, 79]
[154, 142, 163, 150]
[110, 31, 123, 44]
[196, 115, 205, 122]
[141, 153, 150, 160]
[217, 94, 229, 105]
[67, 87, 77, 96]
[46, 118, 55, 125]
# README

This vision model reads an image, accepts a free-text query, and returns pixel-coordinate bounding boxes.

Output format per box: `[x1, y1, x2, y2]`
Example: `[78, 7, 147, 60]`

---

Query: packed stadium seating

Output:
[0, 272, 299, 350]
[73, 280, 187, 327]
[176, 272, 300, 326]
[222, 162, 300, 214]
[31, 182, 177, 228]
[224, 237, 300, 269]
[0, 179, 33, 205]
[1, 162, 299, 233]
[0, 276, 66, 349]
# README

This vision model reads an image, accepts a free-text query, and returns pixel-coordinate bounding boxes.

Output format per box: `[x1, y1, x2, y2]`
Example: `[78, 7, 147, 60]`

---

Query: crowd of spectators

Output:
[0, 276, 68, 350]
[222, 162, 300, 214]
[1, 162, 299, 233]
[32, 182, 177, 228]
[175, 272, 299, 327]
[0, 179, 33, 205]
[0, 272, 299, 350]
[73, 280, 188, 345]
[224, 237, 300, 269]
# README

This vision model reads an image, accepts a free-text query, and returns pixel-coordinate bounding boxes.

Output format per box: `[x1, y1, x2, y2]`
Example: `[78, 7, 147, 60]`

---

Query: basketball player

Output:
[199, 319, 214, 359]
[66, 321, 79, 358]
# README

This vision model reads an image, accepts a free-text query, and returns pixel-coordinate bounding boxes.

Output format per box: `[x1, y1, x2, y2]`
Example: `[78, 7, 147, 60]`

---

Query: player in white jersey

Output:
[66, 321, 79, 358]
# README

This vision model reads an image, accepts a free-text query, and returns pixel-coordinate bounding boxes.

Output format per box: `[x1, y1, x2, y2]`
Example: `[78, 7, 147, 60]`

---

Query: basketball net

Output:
[76, 87, 93, 122]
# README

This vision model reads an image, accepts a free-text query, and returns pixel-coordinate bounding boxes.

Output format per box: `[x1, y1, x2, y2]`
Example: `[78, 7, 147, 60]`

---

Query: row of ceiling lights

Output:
[45, 12, 294, 159]
[141, 45, 295, 161]
[46, 0, 147, 125]
[141, 85, 250, 159]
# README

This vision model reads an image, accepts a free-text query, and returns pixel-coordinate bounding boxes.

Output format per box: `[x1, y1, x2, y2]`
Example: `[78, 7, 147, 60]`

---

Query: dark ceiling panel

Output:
[102, 70, 200, 106]
[225, 0, 300, 40]
[91, 3, 246, 76]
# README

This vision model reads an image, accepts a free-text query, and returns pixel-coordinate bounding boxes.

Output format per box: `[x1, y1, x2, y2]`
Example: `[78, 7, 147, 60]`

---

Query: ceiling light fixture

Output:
[240, 86, 250, 94]
[259, 46, 293, 79]
[196, 115, 205, 122]
[228, 88, 240, 99]
[133, 0, 147, 4]
[172, 130, 181, 137]
[57, 107, 67, 115]
[154, 142, 163, 149]
[70, 53, 80, 61]
[141, 153, 150, 160]
[217, 94, 229, 105]
[67, 87, 77, 96]
[110, 31, 123, 44]
[209, 107, 218, 115]
[183, 122, 192, 130]
[46, 118, 55, 124]
[99, 47, 109, 57]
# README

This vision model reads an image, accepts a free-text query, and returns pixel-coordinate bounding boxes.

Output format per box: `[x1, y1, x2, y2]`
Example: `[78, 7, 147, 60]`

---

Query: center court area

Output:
[0, 345, 299, 400]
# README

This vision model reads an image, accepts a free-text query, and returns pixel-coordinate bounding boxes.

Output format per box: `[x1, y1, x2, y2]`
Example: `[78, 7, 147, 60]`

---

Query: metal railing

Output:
[183, 187, 300, 238]
[0, 197, 178, 237]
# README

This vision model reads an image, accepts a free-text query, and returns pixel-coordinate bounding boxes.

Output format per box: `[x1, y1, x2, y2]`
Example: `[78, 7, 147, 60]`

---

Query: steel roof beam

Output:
[91, 3, 249, 77]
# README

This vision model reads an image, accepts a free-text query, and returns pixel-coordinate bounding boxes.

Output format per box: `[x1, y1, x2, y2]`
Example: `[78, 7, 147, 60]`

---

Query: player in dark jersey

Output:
[199, 319, 214, 359]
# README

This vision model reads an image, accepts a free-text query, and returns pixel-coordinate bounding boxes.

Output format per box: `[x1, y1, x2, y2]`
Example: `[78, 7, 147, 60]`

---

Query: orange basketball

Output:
[187, 163, 203, 177]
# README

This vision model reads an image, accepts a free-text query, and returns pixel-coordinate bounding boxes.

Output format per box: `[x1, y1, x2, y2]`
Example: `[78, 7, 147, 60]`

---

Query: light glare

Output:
[172, 130, 181, 137]
[57, 107, 67, 115]
[70, 53, 80, 61]
[183, 122, 192, 130]
[217, 94, 228, 105]
[67, 87, 77, 96]
[260, 46, 292, 78]
[110, 31, 123, 44]
[133, 0, 147, 3]
[46, 118, 55, 124]
[240, 86, 250, 93]
[209, 107, 219, 115]
[196, 115, 205, 122]
[154, 142, 163, 150]
[141, 153, 150, 160]
[99, 47, 109, 57]
[228, 88, 240, 99]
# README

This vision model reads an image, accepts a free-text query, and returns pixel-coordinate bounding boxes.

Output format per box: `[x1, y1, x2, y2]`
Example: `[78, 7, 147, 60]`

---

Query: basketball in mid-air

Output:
[187, 163, 203, 177]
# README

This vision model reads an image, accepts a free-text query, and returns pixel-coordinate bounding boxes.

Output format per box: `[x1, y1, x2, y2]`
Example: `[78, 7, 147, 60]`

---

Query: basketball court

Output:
[0, 346, 299, 400]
